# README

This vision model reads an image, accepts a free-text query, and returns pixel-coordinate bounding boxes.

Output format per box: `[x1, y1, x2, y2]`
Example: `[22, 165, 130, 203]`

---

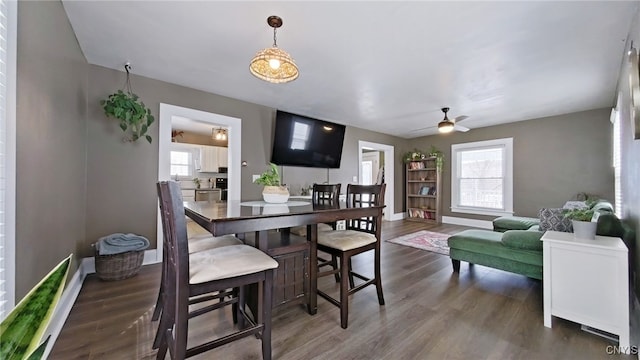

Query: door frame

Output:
[358, 141, 394, 221]
[157, 103, 241, 262]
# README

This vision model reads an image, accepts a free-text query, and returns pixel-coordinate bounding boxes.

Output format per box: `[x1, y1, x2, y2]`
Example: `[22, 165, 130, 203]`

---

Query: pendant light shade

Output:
[250, 16, 299, 84]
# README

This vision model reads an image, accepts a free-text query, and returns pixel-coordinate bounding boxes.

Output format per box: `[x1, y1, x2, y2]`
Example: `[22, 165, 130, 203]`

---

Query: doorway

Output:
[358, 141, 395, 221]
[157, 104, 241, 262]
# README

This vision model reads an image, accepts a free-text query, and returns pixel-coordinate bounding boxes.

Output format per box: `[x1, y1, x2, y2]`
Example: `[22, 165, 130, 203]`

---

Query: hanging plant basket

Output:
[100, 64, 155, 143]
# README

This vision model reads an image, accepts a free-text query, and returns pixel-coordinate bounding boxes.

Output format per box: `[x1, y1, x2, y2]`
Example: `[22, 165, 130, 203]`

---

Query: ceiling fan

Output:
[413, 107, 470, 134]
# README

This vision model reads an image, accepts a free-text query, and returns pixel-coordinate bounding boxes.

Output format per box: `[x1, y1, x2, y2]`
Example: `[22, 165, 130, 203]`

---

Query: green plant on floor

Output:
[100, 64, 155, 144]
[254, 163, 282, 186]
[0, 255, 72, 360]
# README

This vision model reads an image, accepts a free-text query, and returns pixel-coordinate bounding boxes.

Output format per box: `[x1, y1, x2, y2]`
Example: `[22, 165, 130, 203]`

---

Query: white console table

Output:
[541, 231, 629, 350]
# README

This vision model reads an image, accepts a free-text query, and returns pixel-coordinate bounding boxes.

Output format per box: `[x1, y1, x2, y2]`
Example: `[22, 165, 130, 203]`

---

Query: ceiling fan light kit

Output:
[249, 15, 299, 84]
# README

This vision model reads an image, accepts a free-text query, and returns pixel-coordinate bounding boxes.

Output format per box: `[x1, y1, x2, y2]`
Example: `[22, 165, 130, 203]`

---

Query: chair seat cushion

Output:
[317, 230, 377, 251]
[501, 230, 544, 251]
[189, 245, 278, 283]
[289, 223, 334, 237]
[188, 234, 243, 254]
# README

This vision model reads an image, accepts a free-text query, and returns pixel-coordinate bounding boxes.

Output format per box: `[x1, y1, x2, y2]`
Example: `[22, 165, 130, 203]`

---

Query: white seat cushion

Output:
[289, 223, 334, 237]
[317, 230, 377, 251]
[189, 245, 279, 284]
[188, 234, 243, 254]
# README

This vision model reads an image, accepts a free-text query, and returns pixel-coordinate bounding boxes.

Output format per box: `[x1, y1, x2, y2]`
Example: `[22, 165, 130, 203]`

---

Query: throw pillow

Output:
[538, 208, 573, 232]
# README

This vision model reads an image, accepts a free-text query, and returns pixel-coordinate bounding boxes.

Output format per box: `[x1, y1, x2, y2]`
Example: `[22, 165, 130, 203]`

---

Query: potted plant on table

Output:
[564, 207, 596, 240]
[254, 163, 289, 203]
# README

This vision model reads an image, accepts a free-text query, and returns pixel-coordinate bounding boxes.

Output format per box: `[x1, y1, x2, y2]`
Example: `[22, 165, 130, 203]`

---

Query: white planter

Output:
[572, 220, 597, 240]
[262, 186, 290, 203]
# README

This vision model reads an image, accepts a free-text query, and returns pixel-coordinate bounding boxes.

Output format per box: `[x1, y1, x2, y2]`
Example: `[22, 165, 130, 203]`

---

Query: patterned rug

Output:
[386, 230, 451, 255]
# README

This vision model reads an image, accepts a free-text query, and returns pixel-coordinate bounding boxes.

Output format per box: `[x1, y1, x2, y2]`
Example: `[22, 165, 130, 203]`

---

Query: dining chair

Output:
[316, 183, 386, 329]
[155, 181, 278, 359]
[150, 232, 243, 335]
[289, 183, 341, 237]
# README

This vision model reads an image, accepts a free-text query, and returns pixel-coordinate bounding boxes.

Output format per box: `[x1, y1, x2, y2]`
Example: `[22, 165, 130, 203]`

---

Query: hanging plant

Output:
[100, 64, 155, 143]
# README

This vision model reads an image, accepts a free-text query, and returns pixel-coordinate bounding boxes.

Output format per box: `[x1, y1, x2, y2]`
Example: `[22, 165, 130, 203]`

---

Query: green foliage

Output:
[0, 255, 72, 360]
[403, 146, 444, 172]
[100, 90, 155, 143]
[564, 208, 595, 222]
[254, 163, 281, 186]
[403, 149, 427, 163]
[192, 178, 201, 187]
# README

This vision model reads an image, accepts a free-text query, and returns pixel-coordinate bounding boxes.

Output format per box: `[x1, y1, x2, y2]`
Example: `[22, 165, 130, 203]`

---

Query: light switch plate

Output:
[352, 176, 358, 182]
[336, 220, 346, 230]
[252, 175, 260, 182]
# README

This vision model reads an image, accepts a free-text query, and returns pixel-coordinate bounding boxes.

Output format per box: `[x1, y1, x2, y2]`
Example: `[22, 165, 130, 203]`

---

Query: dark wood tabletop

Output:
[183, 200, 384, 314]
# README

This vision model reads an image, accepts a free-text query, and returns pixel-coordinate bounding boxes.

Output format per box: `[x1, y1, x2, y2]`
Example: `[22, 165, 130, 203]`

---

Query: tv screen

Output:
[270, 111, 346, 168]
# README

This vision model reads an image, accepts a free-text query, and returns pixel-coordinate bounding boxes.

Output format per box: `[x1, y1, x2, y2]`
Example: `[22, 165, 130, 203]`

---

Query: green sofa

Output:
[447, 202, 635, 280]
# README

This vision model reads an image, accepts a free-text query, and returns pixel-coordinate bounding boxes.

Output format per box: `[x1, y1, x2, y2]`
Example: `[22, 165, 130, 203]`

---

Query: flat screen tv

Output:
[270, 110, 346, 168]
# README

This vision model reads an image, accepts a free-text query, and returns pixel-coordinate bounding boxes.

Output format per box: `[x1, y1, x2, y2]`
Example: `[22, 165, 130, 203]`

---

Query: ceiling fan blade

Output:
[411, 124, 437, 132]
[454, 124, 470, 132]
[453, 115, 469, 123]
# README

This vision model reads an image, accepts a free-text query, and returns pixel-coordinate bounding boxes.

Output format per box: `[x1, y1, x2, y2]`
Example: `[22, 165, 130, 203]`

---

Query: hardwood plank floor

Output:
[50, 220, 634, 359]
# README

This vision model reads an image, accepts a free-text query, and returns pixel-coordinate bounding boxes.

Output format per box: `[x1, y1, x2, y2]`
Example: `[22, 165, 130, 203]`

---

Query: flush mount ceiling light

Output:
[249, 15, 299, 84]
[212, 128, 227, 140]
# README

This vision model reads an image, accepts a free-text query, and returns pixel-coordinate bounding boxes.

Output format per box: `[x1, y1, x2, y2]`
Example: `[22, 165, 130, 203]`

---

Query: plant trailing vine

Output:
[100, 64, 155, 143]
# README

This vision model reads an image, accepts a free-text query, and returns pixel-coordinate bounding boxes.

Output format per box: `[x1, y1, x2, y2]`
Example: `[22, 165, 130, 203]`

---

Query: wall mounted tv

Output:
[270, 110, 346, 168]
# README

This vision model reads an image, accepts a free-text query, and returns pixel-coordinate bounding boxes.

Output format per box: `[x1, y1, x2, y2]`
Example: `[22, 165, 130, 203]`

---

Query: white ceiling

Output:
[62, 1, 637, 138]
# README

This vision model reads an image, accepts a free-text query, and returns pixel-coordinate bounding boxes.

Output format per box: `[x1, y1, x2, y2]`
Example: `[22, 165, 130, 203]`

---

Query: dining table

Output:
[183, 199, 385, 315]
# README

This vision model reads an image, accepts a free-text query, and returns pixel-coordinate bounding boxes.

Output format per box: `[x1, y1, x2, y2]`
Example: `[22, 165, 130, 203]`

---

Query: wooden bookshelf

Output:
[405, 158, 441, 223]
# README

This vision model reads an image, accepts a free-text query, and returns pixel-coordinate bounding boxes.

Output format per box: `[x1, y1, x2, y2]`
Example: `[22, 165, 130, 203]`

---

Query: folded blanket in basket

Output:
[97, 233, 150, 255]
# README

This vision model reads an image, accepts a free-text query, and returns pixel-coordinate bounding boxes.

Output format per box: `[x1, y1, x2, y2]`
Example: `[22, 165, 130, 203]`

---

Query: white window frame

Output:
[451, 138, 513, 217]
[0, 0, 17, 320]
[611, 102, 622, 217]
[170, 150, 193, 177]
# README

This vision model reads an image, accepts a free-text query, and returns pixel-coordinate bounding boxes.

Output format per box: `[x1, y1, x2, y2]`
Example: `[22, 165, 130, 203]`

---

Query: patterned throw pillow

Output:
[538, 208, 573, 232]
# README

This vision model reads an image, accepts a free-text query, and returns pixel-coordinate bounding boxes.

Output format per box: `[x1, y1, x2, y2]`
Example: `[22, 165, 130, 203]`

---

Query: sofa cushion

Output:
[501, 230, 544, 251]
[493, 216, 540, 232]
[447, 229, 542, 266]
[592, 201, 614, 214]
[538, 208, 573, 232]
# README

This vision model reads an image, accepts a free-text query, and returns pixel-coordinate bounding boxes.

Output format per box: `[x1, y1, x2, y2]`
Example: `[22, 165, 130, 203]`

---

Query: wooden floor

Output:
[50, 220, 634, 359]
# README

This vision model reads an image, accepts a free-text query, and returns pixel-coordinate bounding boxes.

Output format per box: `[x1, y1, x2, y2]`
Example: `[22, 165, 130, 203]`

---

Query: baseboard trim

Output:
[42, 248, 159, 358]
[81, 249, 160, 274]
[42, 258, 88, 359]
[442, 216, 493, 229]
[391, 212, 406, 221]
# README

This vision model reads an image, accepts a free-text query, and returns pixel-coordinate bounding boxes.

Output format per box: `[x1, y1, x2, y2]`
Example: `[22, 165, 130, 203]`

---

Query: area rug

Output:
[386, 230, 451, 255]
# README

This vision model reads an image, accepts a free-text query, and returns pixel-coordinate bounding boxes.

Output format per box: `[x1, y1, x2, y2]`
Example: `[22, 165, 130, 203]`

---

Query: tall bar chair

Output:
[316, 183, 386, 329]
[155, 181, 278, 359]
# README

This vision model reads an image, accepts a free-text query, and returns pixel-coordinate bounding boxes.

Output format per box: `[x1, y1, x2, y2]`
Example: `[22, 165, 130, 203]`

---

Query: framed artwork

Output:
[629, 47, 640, 139]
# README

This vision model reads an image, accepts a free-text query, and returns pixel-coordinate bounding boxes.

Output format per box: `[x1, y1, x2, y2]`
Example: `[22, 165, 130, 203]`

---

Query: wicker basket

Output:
[94, 248, 144, 281]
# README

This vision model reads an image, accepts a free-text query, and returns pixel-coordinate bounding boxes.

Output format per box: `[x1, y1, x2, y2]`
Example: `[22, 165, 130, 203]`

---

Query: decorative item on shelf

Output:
[171, 130, 184, 142]
[192, 177, 201, 189]
[563, 207, 596, 240]
[249, 15, 299, 84]
[254, 163, 289, 203]
[428, 145, 445, 172]
[100, 63, 155, 143]
[403, 149, 427, 163]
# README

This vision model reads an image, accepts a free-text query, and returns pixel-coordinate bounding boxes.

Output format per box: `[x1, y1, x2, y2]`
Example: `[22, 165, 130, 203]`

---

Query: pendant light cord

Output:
[124, 64, 134, 94]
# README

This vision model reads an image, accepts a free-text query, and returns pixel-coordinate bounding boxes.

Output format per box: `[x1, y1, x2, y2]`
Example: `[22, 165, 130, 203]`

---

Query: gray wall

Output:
[408, 109, 614, 219]
[85, 65, 407, 253]
[16, 1, 88, 299]
[616, 5, 640, 295]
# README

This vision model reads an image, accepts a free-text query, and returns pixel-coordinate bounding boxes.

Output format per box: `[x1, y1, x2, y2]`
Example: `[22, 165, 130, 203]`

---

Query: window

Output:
[0, 0, 16, 320]
[170, 150, 192, 177]
[451, 138, 513, 216]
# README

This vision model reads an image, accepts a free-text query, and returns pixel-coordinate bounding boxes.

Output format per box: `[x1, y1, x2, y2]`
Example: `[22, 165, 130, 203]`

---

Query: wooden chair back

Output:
[156, 181, 191, 357]
[312, 183, 341, 205]
[345, 184, 386, 234]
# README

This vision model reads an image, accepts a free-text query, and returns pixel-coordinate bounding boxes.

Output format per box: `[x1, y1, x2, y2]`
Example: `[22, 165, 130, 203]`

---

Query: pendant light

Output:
[249, 15, 299, 84]
[438, 107, 455, 133]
